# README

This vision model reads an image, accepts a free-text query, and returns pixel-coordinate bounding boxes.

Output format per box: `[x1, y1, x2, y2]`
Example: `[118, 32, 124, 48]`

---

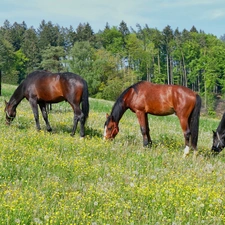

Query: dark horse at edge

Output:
[4, 70, 89, 137]
[104, 81, 201, 157]
[211, 112, 225, 154]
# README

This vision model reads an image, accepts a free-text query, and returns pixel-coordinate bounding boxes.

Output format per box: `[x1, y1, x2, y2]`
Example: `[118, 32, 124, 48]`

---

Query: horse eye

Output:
[108, 127, 113, 131]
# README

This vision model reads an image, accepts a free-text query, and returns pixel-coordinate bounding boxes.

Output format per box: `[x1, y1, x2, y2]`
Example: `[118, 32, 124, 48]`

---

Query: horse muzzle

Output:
[211, 146, 222, 154]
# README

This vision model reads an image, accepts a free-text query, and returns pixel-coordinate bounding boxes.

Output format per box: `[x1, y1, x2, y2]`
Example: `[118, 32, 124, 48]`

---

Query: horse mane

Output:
[9, 82, 25, 107]
[217, 112, 225, 134]
[110, 81, 142, 122]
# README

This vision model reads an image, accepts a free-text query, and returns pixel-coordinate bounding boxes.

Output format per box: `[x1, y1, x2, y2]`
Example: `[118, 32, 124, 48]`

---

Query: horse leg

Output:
[79, 111, 85, 138]
[71, 105, 83, 137]
[178, 116, 191, 157]
[136, 111, 152, 147]
[39, 102, 52, 132]
[145, 113, 152, 146]
[29, 99, 41, 131]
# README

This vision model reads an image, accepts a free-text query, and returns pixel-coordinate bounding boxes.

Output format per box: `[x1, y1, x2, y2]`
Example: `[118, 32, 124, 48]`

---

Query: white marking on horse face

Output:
[183, 146, 190, 158]
[103, 125, 107, 139]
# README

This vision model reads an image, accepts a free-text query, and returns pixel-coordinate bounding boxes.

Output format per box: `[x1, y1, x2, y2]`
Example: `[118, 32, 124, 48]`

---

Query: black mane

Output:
[110, 81, 142, 123]
[216, 112, 225, 134]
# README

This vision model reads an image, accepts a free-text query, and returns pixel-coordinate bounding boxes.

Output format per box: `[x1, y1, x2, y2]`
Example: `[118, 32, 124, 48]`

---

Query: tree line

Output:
[0, 19, 225, 114]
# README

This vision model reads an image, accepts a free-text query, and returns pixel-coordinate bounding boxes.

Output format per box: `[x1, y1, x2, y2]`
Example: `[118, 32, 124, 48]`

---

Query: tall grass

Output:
[1, 84, 225, 225]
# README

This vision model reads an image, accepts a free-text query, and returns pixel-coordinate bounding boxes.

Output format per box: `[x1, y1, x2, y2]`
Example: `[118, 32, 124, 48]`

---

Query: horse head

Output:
[104, 113, 119, 140]
[4, 100, 16, 125]
[211, 130, 225, 154]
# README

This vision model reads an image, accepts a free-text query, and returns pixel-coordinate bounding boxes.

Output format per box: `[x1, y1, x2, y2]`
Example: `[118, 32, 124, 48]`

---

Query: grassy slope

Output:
[0, 83, 225, 224]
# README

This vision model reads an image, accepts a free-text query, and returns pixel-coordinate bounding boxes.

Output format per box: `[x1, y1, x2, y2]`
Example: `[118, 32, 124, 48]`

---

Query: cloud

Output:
[210, 9, 225, 19]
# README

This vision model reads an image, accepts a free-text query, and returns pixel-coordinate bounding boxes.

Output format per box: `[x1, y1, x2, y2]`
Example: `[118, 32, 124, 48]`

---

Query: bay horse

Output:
[104, 81, 201, 157]
[4, 70, 89, 137]
[211, 112, 225, 154]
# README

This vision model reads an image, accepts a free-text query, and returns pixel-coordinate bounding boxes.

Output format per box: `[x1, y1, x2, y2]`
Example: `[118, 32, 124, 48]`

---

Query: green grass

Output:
[1, 83, 225, 224]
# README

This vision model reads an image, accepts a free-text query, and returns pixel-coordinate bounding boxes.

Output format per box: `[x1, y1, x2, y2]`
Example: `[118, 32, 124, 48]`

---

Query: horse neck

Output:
[216, 113, 225, 135]
[111, 97, 128, 124]
[9, 84, 25, 108]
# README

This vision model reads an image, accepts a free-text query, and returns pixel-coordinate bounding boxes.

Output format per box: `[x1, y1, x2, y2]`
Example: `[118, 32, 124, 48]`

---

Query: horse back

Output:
[24, 71, 85, 103]
[126, 81, 197, 116]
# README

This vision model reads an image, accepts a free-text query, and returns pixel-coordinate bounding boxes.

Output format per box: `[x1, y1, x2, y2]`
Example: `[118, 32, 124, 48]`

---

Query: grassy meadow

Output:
[1, 83, 225, 225]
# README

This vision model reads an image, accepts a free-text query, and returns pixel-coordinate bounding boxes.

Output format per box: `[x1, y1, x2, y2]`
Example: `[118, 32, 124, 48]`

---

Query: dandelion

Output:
[94, 201, 98, 206]
[44, 215, 50, 221]
[158, 210, 163, 216]
[34, 218, 42, 224]
[15, 219, 20, 224]
[216, 198, 223, 204]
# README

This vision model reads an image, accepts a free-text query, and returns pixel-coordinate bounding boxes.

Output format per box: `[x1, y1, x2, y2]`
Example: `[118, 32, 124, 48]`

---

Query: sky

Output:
[0, 0, 225, 38]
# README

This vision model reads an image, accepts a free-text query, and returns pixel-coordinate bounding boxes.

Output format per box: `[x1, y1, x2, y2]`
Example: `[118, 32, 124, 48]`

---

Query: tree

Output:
[134, 25, 162, 82]
[0, 21, 27, 51]
[126, 33, 143, 72]
[40, 46, 65, 72]
[100, 26, 123, 54]
[37, 20, 64, 49]
[10, 22, 27, 51]
[21, 27, 40, 73]
[162, 25, 174, 84]
[68, 41, 96, 94]
[75, 23, 95, 43]
[0, 37, 17, 88]
[14, 49, 29, 83]
[118, 20, 130, 55]
[93, 49, 119, 97]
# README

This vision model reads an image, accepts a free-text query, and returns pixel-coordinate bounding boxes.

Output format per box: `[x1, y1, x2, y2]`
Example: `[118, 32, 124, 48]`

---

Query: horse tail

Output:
[81, 79, 89, 123]
[189, 94, 201, 149]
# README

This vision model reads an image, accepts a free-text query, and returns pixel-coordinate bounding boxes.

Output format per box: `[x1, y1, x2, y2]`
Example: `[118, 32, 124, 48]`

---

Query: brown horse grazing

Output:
[104, 81, 201, 157]
[5, 70, 89, 137]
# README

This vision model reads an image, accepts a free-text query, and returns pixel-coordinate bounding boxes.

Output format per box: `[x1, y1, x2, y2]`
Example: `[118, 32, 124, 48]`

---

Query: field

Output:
[1, 84, 225, 225]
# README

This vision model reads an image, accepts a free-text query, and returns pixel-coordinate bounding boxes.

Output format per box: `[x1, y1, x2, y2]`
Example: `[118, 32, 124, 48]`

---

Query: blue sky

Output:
[1, 0, 225, 38]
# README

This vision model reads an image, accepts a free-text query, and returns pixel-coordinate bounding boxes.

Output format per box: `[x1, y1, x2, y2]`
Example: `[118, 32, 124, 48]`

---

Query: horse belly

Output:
[147, 106, 174, 116]
[145, 100, 175, 116]
[36, 87, 65, 102]
[38, 92, 65, 103]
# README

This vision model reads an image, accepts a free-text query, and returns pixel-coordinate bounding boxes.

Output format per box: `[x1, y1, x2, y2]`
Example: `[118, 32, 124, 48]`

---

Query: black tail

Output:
[81, 80, 89, 123]
[189, 94, 201, 149]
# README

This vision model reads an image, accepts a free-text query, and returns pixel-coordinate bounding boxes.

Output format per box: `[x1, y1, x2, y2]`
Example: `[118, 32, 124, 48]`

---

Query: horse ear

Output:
[106, 113, 109, 118]
[4, 100, 8, 106]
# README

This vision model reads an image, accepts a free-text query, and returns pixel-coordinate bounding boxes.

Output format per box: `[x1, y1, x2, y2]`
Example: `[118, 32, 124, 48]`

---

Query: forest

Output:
[0, 19, 225, 114]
